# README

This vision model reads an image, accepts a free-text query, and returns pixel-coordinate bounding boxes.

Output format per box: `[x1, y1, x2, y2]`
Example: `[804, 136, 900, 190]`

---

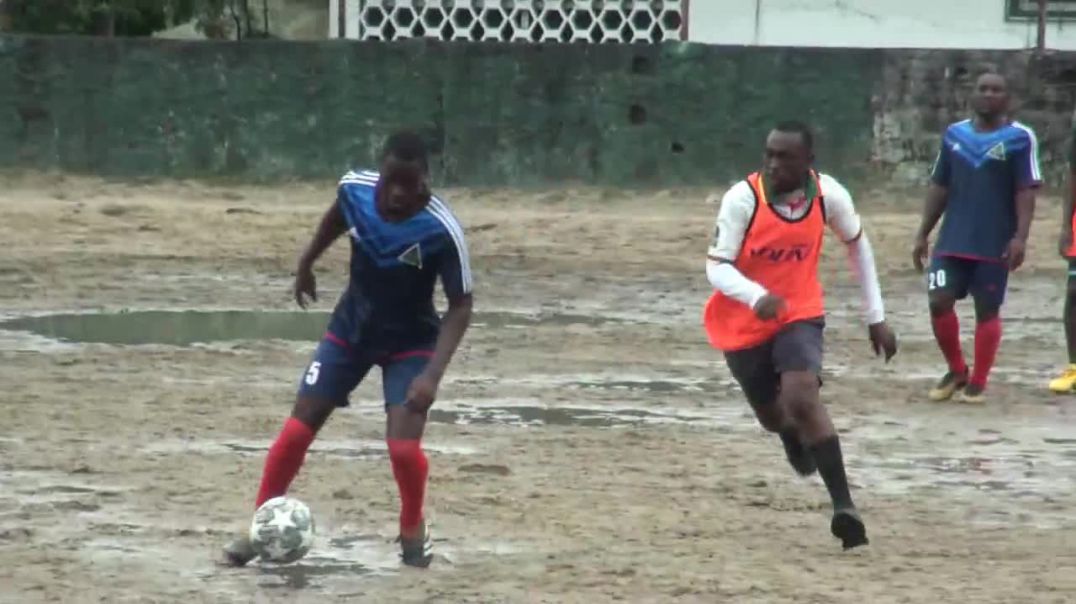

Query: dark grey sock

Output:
[809, 436, 854, 510]
[1065, 289, 1076, 364]
[779, 429, 800, 451]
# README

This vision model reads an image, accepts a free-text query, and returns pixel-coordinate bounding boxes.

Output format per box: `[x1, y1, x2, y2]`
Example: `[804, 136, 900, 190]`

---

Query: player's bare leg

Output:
[221, 396, 335, 567]
[386, 404, 433, 567]
[780, 370, 867, 549]
[1049, 276, 1076, 393]
[928, 292, 969, 401]
[748, 397, 816, 476]
[959, 297, 1002, 404]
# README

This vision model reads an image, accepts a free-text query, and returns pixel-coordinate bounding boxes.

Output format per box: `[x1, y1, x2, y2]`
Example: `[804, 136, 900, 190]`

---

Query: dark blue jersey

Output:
[931, 119, 1042, 260]
[327, 170, 472, 352]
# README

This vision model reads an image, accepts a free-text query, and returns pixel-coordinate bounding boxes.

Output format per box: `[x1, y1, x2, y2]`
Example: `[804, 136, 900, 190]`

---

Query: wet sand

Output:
[0, 175, 1074, 603]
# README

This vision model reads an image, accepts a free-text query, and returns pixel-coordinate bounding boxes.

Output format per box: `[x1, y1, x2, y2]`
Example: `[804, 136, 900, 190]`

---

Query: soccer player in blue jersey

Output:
[222, 131, 473, 568]
[912, 72, 1041, 404]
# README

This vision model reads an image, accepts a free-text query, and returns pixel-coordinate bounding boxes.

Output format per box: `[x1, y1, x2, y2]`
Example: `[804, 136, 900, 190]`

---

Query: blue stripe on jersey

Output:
[337, 175, 451, 267]
[329, 170, 470, 350]
[931, 120, 1041, 260]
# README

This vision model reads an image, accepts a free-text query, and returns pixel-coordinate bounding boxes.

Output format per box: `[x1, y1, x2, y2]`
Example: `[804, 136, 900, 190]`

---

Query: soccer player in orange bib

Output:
[1049, 120, 1076, 393]
[703, 121, 897, 549]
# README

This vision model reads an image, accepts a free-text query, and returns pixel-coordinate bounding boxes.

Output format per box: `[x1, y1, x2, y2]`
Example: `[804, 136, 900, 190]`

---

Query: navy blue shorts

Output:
[927, 255, 1009, 308]
[297, 333, 433, 409]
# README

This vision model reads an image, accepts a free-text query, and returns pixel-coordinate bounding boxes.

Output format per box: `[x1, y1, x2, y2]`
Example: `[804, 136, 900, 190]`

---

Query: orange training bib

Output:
[703, 171, 827, 351]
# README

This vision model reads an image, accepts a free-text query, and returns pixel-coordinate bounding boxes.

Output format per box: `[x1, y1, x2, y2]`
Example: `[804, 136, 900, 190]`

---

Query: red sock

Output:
[387, 438, 429, 536]
[970, 317, 1002, 389]
[931, 310, 967, 374]
[254, 417, 316, 508]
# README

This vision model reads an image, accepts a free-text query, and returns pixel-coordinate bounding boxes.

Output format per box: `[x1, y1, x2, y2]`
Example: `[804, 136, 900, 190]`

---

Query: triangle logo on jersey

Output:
[398, 243, 422, 269]
[986, 142, 1006, 160]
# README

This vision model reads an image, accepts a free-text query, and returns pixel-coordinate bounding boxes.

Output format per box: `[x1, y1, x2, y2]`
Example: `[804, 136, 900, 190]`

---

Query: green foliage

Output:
[1, 0, 255, 38]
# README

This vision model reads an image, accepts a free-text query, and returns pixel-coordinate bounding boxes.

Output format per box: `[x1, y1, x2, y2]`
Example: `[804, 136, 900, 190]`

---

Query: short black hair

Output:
[773, 120, 814, 151]
[975, 70, 1008, 87]
[382, 130, 429, 169]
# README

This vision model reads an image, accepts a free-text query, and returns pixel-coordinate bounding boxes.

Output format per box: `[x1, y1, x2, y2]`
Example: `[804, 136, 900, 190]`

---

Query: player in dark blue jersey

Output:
[222, 132, 473, 568]
[912, 72, 1041, 404]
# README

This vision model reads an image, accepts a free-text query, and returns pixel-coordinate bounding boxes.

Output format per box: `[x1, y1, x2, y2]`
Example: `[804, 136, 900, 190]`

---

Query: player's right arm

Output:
[294, 198, 348, 308]
[913, 133, 952, 272]
[705, 182, 783, 320]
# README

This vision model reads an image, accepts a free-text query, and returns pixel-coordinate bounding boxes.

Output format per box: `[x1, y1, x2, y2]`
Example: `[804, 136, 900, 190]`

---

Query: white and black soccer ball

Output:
[249, 496, 315, 563]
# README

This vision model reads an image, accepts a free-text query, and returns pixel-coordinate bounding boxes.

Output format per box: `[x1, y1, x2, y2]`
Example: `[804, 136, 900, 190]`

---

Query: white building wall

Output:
[328, 0, 361, 38]
[687, 0, 1076, 50]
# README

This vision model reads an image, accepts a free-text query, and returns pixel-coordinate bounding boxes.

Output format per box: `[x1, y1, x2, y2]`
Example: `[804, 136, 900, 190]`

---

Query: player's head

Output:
[378, 131, 431, 222]
[972, 72, 1009, 120]
[764, 121, 814, 194]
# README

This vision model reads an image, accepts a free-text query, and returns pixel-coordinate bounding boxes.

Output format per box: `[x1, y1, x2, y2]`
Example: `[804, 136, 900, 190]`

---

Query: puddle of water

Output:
[427, 399, 728, 428]
[0, 470, 132, 502]
[567, 379, 709, 394]
[850, 414, 1076, 528]
[453, 373, 734, 394]
[471, 311, 628, 329]
[140, 438, 478, 458]
[0, 309, 625, 347]
[0, 310, 331, 346]
[256, 534, 397, 589]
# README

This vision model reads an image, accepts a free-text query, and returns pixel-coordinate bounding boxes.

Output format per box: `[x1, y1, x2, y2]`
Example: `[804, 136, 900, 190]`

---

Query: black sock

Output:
[1065, 289, 1076, 364]
[809, 436, 854, 510]
[779, 429, 801, 451]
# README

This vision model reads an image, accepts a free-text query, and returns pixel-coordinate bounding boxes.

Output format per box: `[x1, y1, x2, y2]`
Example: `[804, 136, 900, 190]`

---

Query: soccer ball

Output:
[249, 496, 315, 563]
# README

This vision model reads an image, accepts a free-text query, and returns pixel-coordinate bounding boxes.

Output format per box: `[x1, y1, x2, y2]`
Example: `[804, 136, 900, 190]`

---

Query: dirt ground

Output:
[0, 173, 1074, 604]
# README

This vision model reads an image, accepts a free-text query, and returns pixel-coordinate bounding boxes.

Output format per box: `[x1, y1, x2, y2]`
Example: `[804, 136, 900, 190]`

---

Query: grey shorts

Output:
[724, 319, 824, 407]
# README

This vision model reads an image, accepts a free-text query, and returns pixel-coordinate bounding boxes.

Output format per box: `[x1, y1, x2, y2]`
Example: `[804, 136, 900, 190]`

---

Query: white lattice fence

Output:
[336, 1, 685, 43]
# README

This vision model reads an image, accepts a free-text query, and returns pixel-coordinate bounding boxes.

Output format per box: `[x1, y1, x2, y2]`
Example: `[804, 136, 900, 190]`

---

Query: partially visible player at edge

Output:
[913, 72, 1041, 404]
[704, 121, 898, 549]
[221, 131, 473, 568]
[1048, 116, 1076, 393]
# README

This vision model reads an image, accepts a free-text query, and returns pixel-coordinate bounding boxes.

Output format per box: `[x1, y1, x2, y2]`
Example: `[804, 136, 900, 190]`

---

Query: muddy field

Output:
[0, 174, 1074, 603]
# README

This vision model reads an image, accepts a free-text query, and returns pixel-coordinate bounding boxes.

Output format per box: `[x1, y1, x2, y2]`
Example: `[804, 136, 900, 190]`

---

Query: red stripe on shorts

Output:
[935, 252, 1006, 265]
[323, 331, 349, 348]
[388, 349, 434, 362]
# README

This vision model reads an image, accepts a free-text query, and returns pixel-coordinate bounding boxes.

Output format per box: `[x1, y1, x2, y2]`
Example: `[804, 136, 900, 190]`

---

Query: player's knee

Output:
[973, 299, 1000, 323]
[928, 294, 955, 317]
[779, 373, 819, 423]
[290, 397, 335, 433]
[752, 403, 785, 432]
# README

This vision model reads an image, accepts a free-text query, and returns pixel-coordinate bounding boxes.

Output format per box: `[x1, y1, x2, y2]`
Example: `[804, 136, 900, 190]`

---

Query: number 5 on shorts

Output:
[928, 269, 947, 291]
[304, 361, 321, 385]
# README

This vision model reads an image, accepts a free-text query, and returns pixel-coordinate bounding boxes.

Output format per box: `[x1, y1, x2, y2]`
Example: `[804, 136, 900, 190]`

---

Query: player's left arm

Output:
[822, 175, 897, 360]
[407, 228, 474, 412]
[1008, 128, 1043, 270]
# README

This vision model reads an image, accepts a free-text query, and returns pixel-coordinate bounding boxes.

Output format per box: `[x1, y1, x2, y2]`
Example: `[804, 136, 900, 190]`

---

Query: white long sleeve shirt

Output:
[705, 173, 886, 325]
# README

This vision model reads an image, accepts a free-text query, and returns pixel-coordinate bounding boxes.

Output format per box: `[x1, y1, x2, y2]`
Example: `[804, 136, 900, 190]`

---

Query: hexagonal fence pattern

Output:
[356, 0, 684, 43]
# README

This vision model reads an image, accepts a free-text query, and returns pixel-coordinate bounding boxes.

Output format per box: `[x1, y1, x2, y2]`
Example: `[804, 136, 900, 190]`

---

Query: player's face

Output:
[377, 157, 430, 222]
[972, 74, 1008, 119]
[764, 130, 811, 193]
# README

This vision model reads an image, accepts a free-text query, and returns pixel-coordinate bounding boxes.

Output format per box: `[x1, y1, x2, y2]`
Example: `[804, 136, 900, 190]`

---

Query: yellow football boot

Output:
[1048, 365, 1076, 394]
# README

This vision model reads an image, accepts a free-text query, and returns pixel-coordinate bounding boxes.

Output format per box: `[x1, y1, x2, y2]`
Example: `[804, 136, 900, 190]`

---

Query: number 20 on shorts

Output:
[928, 269, 947, 291]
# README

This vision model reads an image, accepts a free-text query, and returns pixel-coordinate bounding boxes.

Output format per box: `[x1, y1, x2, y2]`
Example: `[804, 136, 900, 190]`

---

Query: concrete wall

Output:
[690, 0, 1076, 50]
[0, 35, 878, 186]
[0, 35, 1074, 188]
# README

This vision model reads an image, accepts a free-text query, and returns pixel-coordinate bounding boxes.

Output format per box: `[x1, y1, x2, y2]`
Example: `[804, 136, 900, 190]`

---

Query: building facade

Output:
[330, 1, 1076, 50]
